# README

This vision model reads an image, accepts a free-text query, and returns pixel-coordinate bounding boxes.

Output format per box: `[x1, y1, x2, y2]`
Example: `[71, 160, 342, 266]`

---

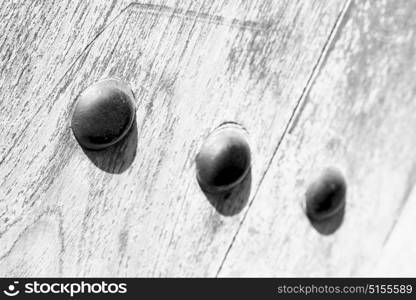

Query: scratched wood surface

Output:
[218, 0, 416, 277]
[0, 0, 414, 277]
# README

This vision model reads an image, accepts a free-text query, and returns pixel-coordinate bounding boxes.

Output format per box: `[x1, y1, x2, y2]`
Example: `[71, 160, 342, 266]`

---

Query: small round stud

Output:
[71, 78, 136, 150]
[195, 123, 251, 194]
[305, 168, 346, 221]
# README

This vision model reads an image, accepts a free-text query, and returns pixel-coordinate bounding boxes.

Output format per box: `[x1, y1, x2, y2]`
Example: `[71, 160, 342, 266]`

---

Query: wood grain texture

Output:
[219, 0, 416, 277]
[0, 0, 348, 276]
[0, 0, 132, 276]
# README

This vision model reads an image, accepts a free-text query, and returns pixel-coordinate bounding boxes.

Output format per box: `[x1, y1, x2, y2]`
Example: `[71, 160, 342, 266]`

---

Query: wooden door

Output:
[1, 0, 415, 277]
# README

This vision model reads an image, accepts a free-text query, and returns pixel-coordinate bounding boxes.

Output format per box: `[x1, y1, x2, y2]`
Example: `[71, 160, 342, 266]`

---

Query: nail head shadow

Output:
[81, 119, 138, 174]
[201, 169, 252, 216]
[308, 204, 345, 235]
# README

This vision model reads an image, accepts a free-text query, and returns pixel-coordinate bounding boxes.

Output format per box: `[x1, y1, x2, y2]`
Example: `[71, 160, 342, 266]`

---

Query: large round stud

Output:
[305, 168, 346, 221]
[195, 123, 251, 194]
[71, 78, 136, 150]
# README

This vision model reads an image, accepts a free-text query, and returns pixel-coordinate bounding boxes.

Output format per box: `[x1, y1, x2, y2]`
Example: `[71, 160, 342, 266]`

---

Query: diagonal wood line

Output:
[215, 0, 353, 277]
[382, 161, 416, 247]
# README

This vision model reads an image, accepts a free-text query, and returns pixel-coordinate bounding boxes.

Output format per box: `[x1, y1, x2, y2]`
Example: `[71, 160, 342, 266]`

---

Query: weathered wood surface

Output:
[0, 0, 414, 277]
[219, 0, 416, 277]
[374, 186, 416, 277]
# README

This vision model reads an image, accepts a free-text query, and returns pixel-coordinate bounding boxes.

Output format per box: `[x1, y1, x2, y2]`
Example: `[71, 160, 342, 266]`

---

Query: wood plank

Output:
[0, 1, 347, 276]
[219, 0, 416, 277]
[0, 0, 133, 277]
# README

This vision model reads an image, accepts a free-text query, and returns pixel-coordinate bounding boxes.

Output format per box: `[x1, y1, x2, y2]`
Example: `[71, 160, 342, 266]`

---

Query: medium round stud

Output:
[305, 168, 346, 221]
[195, 123, 251, 194]
[71, 78, 136, 150]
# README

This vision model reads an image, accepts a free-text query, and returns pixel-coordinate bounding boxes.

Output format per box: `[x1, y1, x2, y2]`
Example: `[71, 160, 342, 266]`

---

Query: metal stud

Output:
[71, 78, 136, 150]
[195, 123, 251, 194]
[305, 167, 346, 221]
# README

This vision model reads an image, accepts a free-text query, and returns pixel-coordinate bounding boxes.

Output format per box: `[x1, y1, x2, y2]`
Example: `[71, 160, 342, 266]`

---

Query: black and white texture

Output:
[0, 0, 416, 277]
